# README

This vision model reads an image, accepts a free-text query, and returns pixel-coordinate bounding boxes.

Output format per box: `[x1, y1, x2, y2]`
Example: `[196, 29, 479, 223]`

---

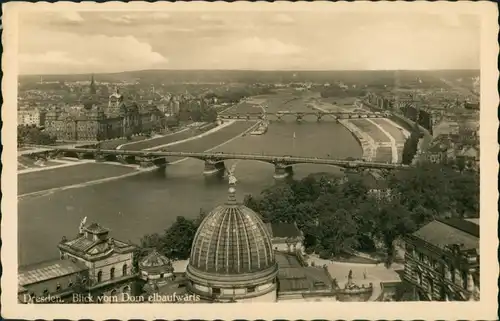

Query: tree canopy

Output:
[136, 162, 478, 267]
[18, 124, 57, 146]
[401, 122, 422, 165]
[243, 163, 478, 263]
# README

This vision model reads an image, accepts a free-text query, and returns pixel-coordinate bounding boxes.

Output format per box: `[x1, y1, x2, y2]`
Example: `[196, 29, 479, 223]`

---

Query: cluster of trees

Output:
[18, 124, 57, 146]
[205, 87, 273, 104]
[135, 161, 478, 268]
[244, 162, 478, 264]
[401, 123, 423, 165]
[177, 100, 218, 123]
[401, 105, 433, 133]
[319, 87, 366, 99]
[133, 210, 207, 268]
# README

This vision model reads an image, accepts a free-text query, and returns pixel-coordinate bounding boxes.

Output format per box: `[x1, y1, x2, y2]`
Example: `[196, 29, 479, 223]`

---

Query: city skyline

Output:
[19, 11, 480, 75]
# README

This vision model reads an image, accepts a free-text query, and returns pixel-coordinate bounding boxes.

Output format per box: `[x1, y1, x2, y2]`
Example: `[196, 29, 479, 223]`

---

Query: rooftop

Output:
[412, 219, 479, 251]
[60, 223, 135, 257]
[188, 186, 275, 275]
[19, 259, 87, 286]
[84, 222, 109, 235]
[275, 252, 333, 293]
[278, 267, 333, 293]
[275, 252, 303, 268]
[139, 250, 173, 272]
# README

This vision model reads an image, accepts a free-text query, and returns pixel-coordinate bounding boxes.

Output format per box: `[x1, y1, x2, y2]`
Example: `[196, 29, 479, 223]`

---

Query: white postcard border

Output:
[2, 1, 498, 319]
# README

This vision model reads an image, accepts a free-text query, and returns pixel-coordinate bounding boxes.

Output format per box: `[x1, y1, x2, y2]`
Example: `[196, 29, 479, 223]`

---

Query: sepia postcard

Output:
[1, 1, 498, 319]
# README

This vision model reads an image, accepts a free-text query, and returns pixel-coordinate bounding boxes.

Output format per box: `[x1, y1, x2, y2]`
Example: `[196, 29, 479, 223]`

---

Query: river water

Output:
[18, 92, 363, 265]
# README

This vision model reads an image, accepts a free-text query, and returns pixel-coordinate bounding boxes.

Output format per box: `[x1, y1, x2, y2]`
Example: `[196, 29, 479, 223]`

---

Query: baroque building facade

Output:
[403, 218, 480, 301]
[18, 220, 138, 304]
[43, 78, 163, 142]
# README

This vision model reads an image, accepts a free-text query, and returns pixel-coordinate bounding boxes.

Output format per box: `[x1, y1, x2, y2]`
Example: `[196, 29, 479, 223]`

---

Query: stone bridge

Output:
[218, 111, 390, 122]
[22, 146, 409, 179]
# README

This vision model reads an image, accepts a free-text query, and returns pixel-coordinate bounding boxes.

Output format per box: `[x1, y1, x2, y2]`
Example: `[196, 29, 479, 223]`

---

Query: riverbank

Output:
[119, 122, 220, 151]
[18, 96, 362, 266]
[311, 100, 410, 163]
[338, 120, 376, 161]
[309, 103, 374, 161]
[144, 120, 236, 151]
[18, 121, 259, 198]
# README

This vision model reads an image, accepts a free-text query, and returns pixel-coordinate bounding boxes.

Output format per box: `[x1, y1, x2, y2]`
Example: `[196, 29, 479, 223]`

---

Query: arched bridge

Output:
[23, 146, 409, 179]
[218, 111, 390, 122]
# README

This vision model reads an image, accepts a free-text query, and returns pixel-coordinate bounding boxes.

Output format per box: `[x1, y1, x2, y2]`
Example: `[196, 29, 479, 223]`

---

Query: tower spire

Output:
[90, 73, 96, 95]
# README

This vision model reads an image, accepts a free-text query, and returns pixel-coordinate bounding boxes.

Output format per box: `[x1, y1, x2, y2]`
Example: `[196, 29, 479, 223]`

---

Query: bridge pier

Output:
[152, 157, 167, 168]
[116, 155, 129, 165]
[94, 152, 106, 162]
[47, 151, 60, 160]
[203, 159, 226, 176]
[273, 163, 293, 179]
[137, 156, 155, 168]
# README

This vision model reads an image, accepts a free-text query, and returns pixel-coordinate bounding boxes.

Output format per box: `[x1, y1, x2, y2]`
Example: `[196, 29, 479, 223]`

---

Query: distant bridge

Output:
[22, 146, 409, 179]
[218, 111, 390, 122]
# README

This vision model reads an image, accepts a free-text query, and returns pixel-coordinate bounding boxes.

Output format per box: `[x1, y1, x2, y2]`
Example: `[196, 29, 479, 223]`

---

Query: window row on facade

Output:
[96, 264, 129, 283]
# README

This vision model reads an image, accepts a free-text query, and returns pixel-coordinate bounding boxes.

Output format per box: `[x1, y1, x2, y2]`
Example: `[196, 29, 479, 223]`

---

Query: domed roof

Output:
[139, 249, 173, 274]
[188, 185, 275, 275]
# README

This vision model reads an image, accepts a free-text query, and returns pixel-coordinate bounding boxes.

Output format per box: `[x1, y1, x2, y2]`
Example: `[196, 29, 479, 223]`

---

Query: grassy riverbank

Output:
[18, 121, 256, 195]
[19, 163, 137, 195]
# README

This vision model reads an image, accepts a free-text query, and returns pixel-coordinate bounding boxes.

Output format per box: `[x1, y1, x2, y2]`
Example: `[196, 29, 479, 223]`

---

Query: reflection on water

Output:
[18, 121, 362, 265]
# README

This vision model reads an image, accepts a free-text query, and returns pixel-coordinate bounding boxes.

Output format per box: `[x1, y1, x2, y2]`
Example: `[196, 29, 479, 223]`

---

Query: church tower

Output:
[90, 74, 97, 95]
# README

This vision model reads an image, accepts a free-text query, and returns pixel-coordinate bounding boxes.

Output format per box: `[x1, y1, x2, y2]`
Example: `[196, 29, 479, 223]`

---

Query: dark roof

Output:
[278, 266, 333, 293]
[19, 259, 87, 286]
[412, 219, 479, 251]
[60, 223, 134, 257]
[439, 218, 479, 237]
[266, 222, 302, 238]
[275, 252, 303, 268]
[84, 222, 109, 234]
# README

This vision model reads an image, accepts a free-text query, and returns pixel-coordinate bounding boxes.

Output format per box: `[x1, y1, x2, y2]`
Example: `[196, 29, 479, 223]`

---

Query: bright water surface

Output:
[18, 93, 363, 265]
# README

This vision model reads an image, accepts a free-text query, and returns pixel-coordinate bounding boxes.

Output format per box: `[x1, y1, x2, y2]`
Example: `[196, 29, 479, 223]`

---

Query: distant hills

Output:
[19, 69, 480, 86]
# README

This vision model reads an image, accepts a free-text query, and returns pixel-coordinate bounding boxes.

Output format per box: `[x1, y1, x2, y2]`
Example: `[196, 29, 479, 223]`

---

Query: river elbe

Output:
[18, 94, 362, 265]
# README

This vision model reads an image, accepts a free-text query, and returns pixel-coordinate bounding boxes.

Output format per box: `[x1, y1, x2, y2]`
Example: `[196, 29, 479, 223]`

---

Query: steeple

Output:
[90, 74, 96, 95]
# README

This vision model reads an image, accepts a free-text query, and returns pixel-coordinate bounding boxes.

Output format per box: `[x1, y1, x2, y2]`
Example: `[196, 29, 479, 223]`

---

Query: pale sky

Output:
[18, 11, 480, 75]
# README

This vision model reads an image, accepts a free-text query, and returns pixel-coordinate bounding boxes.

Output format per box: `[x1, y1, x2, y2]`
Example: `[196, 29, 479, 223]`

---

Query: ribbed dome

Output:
[139, 250, 172, 271]
[189, 187, 275, 275]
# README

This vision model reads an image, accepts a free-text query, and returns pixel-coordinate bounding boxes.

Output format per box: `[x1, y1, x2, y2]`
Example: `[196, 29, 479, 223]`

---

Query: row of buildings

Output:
[18, 178, 480, 303]
[18, 76, 221, 142]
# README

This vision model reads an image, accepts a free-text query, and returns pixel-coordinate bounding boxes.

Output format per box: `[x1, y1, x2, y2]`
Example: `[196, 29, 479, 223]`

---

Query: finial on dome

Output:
[226, 172, 238, 204]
